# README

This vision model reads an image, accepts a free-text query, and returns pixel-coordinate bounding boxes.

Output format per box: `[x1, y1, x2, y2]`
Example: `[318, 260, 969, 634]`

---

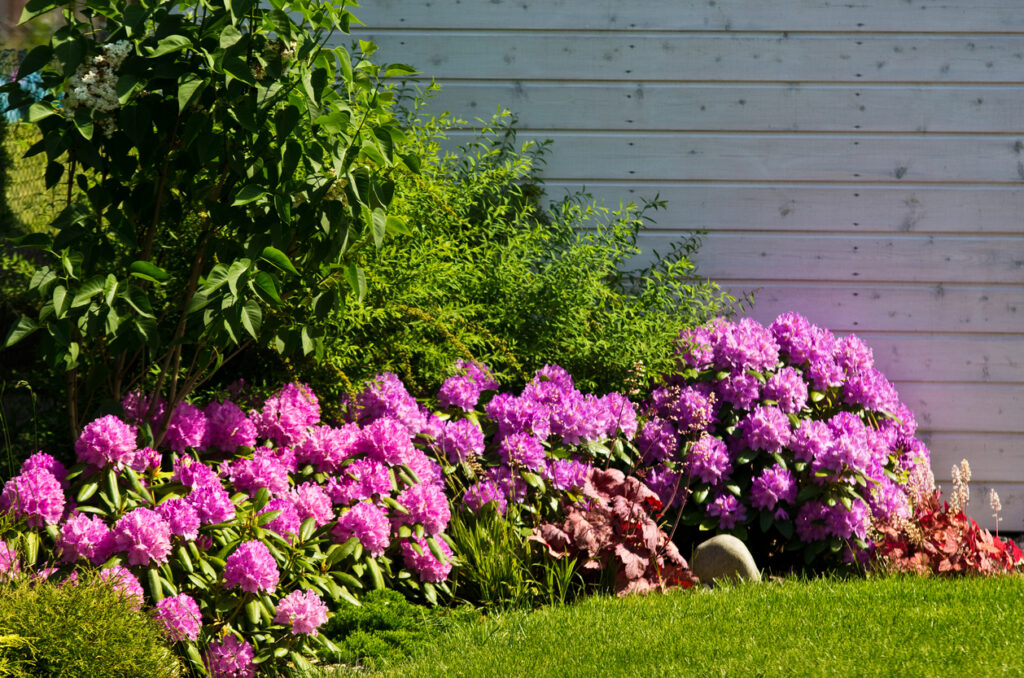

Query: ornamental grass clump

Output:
[642, 312, 936, 571]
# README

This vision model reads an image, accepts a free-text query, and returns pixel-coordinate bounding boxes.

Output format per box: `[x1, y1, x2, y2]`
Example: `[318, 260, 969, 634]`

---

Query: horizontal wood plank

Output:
[540, 183, 1024, 235]
[444, 131, 1024, 183]
[928, 434, 1024, 482]
[356, 0, 1024, 33]
[891, 382, 1023, 434]
[425, 82, 1024, 133]
[677, 233, 1024, 284]
[845, 334, 1024, 384]
[354, 32, 1024, 83]
[711, 282, 1024, 333]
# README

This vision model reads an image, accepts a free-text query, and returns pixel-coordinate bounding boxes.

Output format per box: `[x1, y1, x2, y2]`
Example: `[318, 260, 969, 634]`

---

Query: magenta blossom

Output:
[0, 468, 65, 527]
[155, 593, 202, 642]
[333, 501, 391, 556]
[205, 635, 256, 678]
[274, 589, 329, 636]
[113, 507, 172, 566]
[223, 540, 279, 593]
[75, 415, 137, 469]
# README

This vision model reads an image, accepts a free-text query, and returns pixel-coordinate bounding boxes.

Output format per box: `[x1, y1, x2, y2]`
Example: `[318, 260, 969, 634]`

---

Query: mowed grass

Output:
[350, 576, 1024, 677]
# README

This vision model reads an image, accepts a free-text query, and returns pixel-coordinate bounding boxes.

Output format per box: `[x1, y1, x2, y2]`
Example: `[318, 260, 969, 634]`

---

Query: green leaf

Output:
[759, 511, 773, 533]
[239, 300, 262, 340]
[385, 215, 412, 236]
[343, 262, 366, 301]
[17, 44, 52, 78]
[219, 25, 243, 49]
[3, 316, 38, 348]
[147, 567, 165, 603]
[71, 276, 106, 307]
[384, 63, 418, 77]
[810, 390, 826, 403]
[147, 35, 191, 58]
[232, 185, 266, 206]
[75, 479, 99, 503]
[365, 558, 385, 590]
[129, 260, 171, 283]
[177, 73, 204, 113]
[370, 208, 387, 248]
[776, 520, 795, 539]
[19, 0, 60, 24]
[26, 101, 54, 123]
[252, 271, 283, 305]
[260, 246, 299, 275]
[426, 536, 447, 563]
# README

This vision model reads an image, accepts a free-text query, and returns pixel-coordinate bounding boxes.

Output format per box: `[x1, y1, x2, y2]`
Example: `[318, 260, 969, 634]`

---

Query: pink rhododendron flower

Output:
[259, 498, 301, 542]
[113, 507, 172, 566]
[498, 432, 546, 471]
[294, 423, 361, 472]
[228, 448, 291, 497]
[434, 418, 485, 464]
[0, 467, 65, 527]
[357, 372, 427, 433]
[203, 399, 257, 452]
[333, 501, 390, 556]
[59, 512, 114, 564]
[188, 483, 236, 524]
[99, 565, 145, 608]
[20, 452, 68, 487]
[392, 483, 450, 536]
[75, 414, 138, 468]
[289, 481, 334, 528]
[155, 593, 202, 642]
[157, 498, 200, 541]
[687, 435, 732, 485]
[463, 480, 507, 514]
[326, 458, 391, 505]
[205, 635, 256, 678]
[274, 589, 328, 636]
[0, 541, 19, 582]
[255, 382, 320, 447]
[223, 540, 279, 593]
[163, 401, 207, 452]
[360, 416, 418, 467]
[400, 536, 452, 583]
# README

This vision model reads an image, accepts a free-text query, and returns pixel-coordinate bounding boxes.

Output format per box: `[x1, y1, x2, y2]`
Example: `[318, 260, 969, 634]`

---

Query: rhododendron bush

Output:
[638, 312, 936, 569]
[0, 311, 949, 672]
[0, 379, 460, 676]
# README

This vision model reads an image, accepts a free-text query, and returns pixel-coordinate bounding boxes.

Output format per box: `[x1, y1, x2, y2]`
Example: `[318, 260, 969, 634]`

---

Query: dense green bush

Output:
[281, 108, 741, 403]
[319, 589, 464, 669]
[1, 0, 413, 448]
[0, 570, 182, 677]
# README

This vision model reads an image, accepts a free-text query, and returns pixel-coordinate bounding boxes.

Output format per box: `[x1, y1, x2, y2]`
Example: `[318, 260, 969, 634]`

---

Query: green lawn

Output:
[336, 575, 1024, 677]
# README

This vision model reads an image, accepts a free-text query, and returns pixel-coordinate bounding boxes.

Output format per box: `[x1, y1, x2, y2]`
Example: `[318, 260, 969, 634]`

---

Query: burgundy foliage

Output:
[531, 468, 698, 595]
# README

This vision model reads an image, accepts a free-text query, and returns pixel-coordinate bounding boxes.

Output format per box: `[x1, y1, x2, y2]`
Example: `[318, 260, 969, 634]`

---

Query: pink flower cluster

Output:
[274, 589, 328, 636]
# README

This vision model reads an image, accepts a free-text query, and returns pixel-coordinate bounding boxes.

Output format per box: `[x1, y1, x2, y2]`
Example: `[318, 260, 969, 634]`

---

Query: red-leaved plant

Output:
[873, 489, 1024, 576]
[530, 468, 698, 595]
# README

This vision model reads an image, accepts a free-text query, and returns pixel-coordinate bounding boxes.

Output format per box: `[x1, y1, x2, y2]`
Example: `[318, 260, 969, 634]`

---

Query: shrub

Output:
[0, 568, 182, 677]
[298, 110, 740, 401]
[637, 312, 935, 572]
[1, 0, 414, 447]
[0, 378, 461, 675]
[318, 588, 452, 669]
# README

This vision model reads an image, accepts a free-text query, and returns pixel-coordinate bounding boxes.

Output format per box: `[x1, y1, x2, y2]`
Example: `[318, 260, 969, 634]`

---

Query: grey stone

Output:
[691, 534, 761, 586]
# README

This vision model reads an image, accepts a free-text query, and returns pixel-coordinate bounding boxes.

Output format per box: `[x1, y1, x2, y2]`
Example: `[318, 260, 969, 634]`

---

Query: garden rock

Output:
[692, 535, 761, 586]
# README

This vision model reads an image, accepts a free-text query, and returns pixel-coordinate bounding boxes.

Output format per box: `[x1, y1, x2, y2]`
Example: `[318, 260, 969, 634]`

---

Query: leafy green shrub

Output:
[0, 569, 182, 677]
[1, 0, 413, 446]
[319, 589, 456, 669]
[296, 109, 740, 402]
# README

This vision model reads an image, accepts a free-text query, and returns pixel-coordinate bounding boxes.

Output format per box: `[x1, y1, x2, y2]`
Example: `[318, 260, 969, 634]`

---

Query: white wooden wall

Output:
[352, 0, 1024, 530]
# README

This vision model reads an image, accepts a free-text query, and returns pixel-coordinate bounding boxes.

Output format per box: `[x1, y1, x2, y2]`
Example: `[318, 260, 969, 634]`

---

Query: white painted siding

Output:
[352, 1, 1024, 529]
